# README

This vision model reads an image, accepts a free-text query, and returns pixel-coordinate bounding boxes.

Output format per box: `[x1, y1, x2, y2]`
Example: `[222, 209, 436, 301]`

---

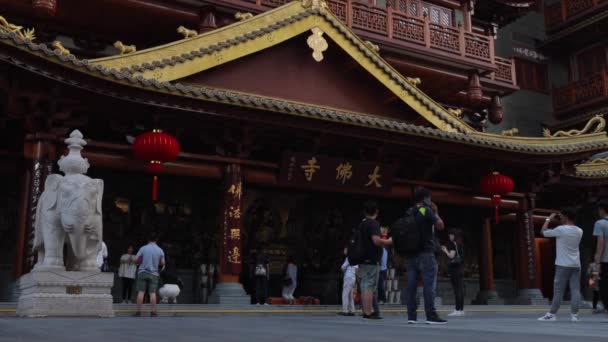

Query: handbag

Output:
[101, 259, 111, 272]
[284, 277, 293, 286]
[254, 264, 267, 276]
[449, 242, 462, 265]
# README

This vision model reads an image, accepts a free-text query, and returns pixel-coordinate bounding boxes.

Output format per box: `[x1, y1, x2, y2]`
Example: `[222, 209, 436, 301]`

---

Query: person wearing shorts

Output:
[358, 201, 392, 320]
[134, 232, 165, 317]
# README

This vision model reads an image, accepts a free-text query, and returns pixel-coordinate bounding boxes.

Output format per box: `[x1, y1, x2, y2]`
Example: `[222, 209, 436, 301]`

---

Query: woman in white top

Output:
[119, 246, 138, 303]
[338, 248, 358, 316]
[282, 257, 298, 304]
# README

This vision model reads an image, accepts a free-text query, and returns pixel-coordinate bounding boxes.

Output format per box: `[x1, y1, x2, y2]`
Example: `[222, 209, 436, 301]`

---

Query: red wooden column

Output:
[14, 133, 57, 278]
[211, 164, 249, 304]
[218, 163, 243, 283]
[514, 194, 544, 304]
[474, 218, 501, 304]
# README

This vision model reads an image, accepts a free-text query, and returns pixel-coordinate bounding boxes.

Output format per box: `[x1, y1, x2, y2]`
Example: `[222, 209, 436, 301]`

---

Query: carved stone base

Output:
[208, 282, 250, 305]
[17, 270, 114, 317]
[473, 290, 504, 305]
[513, 288, 546, 305]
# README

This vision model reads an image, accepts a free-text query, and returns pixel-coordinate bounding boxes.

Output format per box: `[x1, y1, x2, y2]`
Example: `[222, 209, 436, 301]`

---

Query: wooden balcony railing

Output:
[553, 69, 608, 112]
[545, 0, 608, 31]
[225, 0, 515, 85]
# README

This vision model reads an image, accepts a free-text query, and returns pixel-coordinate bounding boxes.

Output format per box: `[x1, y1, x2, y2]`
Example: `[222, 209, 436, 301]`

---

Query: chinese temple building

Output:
[0, 0, 607, 305]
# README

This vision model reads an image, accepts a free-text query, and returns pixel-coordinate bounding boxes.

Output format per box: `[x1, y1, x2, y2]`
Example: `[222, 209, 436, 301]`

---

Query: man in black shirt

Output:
[406, 188, 446, 325]
[359, 201, 393, 319]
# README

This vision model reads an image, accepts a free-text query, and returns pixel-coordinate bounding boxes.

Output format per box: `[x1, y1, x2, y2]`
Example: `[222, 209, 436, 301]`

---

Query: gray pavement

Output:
[1, 312, 608, 341]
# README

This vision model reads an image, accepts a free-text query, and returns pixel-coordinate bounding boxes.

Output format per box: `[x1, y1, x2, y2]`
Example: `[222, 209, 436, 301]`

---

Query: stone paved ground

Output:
[1, 312, 608, 341]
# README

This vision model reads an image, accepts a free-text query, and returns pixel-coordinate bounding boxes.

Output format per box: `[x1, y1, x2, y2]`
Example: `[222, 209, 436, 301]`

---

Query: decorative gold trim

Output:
[113, 41, 137, 55]
[543, 114, 605, 137]
[177, 26, 198, 39]
[307, 27, 328, 62]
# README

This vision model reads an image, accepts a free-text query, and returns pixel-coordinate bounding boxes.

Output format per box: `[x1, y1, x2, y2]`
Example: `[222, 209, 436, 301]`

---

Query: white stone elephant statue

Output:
[33, 173, 104, 272]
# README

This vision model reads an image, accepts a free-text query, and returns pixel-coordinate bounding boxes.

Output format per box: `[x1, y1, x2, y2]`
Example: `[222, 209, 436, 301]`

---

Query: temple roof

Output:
[2, 3, 608, 160]
[89, 1, 473, 134]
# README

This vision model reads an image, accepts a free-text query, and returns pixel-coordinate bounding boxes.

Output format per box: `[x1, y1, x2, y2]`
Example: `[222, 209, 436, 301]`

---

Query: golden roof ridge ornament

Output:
[307, 27, 328, 62]
[447, 108, 462, 118]
[302, 0, 328, 10]
[177, 26, 198, 39]
[406, 77, 422, 86]
[113, 41, 136, 55]
[51, 41, 70, 56]
[0, 15, 35, 41]
[543, 114, 606, 137]
[501, 128, 519, 136]
[234, 12, 254, 21]
[364, 40, 380, 53]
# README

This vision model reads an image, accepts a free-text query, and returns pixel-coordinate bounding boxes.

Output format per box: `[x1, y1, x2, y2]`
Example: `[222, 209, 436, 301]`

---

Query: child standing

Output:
[588, 261, 601, 313]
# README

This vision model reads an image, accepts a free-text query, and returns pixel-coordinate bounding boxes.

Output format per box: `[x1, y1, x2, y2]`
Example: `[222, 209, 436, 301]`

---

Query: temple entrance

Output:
[89, 169, 221, 303]
[535, 238, 556, 300]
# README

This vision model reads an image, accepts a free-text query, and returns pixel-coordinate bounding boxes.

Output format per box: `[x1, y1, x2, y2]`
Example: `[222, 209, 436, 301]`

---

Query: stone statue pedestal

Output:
[17, 270, 114, 317]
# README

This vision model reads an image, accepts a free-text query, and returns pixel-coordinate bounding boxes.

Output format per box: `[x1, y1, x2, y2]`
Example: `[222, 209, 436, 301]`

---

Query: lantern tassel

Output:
[152, 175, 158, 201]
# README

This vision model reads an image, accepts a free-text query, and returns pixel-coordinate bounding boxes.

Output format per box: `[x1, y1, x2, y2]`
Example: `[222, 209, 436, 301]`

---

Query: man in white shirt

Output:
[538, 208, 583, 322]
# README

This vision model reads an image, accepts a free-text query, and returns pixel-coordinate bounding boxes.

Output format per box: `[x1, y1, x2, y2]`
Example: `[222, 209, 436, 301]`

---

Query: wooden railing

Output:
[553, 69, 608, 112]
[544, 0, 608, 31]
[218, 0, 515, 85]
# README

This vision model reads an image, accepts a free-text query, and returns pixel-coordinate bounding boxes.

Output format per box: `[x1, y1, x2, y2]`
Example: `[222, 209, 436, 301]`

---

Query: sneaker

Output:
[150, 311, 158, 317]
[263, 303, 269, 306]
[133, 311, 141, 317]
[448, 310, 461, 317]
[571, 314, 580, 322]
[336, 312, 348, 316]
[370, 311, 382, 319]
[363, 314, 383, 320]
[346, 312, 355, 317]
[425, 314, 447, 325]
[537, 313, 556, 321]
[407, 319, 418, 324]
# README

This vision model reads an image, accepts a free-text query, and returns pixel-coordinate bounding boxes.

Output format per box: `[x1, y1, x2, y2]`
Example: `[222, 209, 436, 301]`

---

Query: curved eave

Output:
[2, 29, 608, 160]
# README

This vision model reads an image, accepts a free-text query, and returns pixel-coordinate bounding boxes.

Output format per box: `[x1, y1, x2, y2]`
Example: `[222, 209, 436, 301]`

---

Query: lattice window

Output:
[327, 0, 348, 22]
[430, 26, 459, 52]
[392, 16, 425, 44]
[441, 12, 450, 26]
[352, 6, 388, 33]
[566, 0, 595, 17]
[409, 1, 418, 16]
[465, 35, 491, 62]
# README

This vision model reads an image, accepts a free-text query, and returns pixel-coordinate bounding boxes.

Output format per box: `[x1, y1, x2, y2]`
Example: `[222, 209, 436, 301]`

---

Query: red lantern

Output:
[480, 172, 514, 223]
[33, 0, 57, 17]
[133, 130, 180, 201]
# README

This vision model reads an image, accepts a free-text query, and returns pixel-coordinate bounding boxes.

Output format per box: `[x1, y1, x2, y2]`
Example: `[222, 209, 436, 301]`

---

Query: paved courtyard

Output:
[1, 311, 608, 342]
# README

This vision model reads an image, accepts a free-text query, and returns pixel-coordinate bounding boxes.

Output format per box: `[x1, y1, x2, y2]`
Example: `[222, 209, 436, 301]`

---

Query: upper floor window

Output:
[515, 58, 549, 93]
[397, 0, 453, 26]
[575, 45, 607, 80]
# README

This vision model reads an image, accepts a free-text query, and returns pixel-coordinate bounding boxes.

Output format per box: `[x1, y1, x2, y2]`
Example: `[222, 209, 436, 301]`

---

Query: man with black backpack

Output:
[398, 188, 446, 325]
[348, 201, 393, 319]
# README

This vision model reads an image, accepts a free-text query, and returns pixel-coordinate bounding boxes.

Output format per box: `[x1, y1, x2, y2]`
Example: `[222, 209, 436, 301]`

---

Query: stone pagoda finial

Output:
[57, 130, 90, 175]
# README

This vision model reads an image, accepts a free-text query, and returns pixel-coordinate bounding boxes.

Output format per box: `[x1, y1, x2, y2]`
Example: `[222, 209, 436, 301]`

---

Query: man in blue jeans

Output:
[406, 188, 446, 325]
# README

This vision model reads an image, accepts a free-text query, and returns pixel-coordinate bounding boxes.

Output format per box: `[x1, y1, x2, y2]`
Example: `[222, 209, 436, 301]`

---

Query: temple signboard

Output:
[280, 153, 395, 193]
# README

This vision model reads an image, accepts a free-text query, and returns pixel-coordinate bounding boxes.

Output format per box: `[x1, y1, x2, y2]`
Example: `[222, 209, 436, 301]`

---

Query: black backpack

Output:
[391, 207, 422, 255]
[347, 220, 367, 266]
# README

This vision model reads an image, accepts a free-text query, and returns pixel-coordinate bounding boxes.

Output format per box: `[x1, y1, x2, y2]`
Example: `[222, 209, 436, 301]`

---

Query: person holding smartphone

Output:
[538, 208, 583, 322]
